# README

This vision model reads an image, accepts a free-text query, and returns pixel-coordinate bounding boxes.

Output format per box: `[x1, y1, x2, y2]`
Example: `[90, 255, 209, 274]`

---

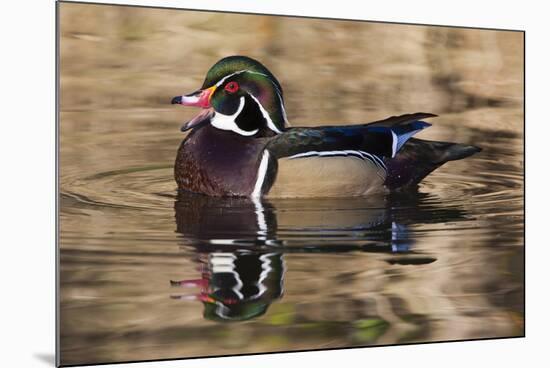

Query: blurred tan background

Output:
[59, 2, 523, 131]
[59, 3, 524, 365]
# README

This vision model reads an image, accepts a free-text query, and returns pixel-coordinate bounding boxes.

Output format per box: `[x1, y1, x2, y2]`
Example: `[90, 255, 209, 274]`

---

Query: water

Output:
[58, 3, 524, 366]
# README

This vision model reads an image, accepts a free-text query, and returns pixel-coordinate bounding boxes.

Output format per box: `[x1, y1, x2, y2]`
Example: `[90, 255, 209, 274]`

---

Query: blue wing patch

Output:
[366, 120, 431, 157]
[392, 121, 431, 154]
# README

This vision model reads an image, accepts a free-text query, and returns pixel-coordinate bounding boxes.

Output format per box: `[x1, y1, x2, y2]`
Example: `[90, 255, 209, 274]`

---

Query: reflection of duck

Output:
[174, 191, 465, 249]
[171, 192, 467, 321]
[171, 55, 481, 197]
[171, 251, 284, 322]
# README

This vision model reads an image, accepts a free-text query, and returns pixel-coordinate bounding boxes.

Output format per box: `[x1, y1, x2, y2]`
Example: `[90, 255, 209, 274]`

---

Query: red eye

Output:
[224, 81, 239, 93]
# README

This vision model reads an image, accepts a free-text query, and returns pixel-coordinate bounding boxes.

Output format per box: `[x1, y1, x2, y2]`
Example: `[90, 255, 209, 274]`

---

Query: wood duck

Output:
[172, 56, 481, 198]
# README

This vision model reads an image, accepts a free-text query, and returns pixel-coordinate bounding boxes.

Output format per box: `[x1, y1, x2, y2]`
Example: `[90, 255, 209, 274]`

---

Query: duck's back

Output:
[263, 113, 480, 197]
[263, 113, 432, 197]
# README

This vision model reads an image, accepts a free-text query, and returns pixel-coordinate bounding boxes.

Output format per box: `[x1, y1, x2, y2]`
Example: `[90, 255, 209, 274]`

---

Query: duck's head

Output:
[172, 56, 288, 136]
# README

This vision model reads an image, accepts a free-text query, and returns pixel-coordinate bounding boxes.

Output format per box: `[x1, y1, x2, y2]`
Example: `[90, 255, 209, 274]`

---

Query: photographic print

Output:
[57, 1, 524, 366]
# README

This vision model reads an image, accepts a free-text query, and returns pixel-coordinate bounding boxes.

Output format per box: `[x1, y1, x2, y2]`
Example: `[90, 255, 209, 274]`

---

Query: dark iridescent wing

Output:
[266, 113, 435, 159]
[363, 112, 437, 128]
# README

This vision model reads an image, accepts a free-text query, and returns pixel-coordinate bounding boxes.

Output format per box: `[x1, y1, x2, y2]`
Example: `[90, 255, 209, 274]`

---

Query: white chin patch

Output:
[210, 96, 259, 136]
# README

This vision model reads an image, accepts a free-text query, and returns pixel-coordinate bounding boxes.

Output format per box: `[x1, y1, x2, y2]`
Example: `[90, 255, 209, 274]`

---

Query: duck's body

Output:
[176, 123, 387, 198]
[172, 56, 480, 198]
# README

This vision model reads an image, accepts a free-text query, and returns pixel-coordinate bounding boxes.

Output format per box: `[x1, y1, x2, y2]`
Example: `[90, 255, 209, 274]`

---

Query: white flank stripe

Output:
[359, 151, 379, 168]
[210, 96, 258, 136]
[288, 150, 387, 171]
[251, 150, 270, 198]
[288, 150, 317, 159]
[371, 154, 386, 168]
[359, 151, 386, 170]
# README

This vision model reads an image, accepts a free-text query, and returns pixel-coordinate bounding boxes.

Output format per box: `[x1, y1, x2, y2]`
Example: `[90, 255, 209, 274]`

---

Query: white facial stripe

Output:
[248, 93, 282, 134]
[276, 89, 290, 126]
[252, 71, 288, 128]
[251, 150, 270, 198]
[245, 70, 270, 79]
[210, 69, 287, 135]
[215, 70, 246, 87]
[214, 69, 282, 99]
[214, 70, 270, 88]
[212, 69, 288, 132]
[210, 97, 259, 136]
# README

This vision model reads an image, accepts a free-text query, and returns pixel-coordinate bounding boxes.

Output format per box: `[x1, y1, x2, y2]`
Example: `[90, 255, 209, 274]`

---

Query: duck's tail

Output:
[384, 138, 482, 190]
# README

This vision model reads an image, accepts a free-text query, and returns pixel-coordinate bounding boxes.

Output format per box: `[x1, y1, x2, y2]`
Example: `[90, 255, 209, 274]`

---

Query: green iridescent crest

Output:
[207, 57, 288, 132]
[201, 55, 283, 96]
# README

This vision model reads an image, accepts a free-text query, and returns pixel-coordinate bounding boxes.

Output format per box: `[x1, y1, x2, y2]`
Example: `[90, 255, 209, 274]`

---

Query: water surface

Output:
[59, 3, 524, 366]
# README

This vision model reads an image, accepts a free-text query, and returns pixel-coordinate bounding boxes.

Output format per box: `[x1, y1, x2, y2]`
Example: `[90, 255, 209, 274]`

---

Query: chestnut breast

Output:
[175, 125, 267, 196]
